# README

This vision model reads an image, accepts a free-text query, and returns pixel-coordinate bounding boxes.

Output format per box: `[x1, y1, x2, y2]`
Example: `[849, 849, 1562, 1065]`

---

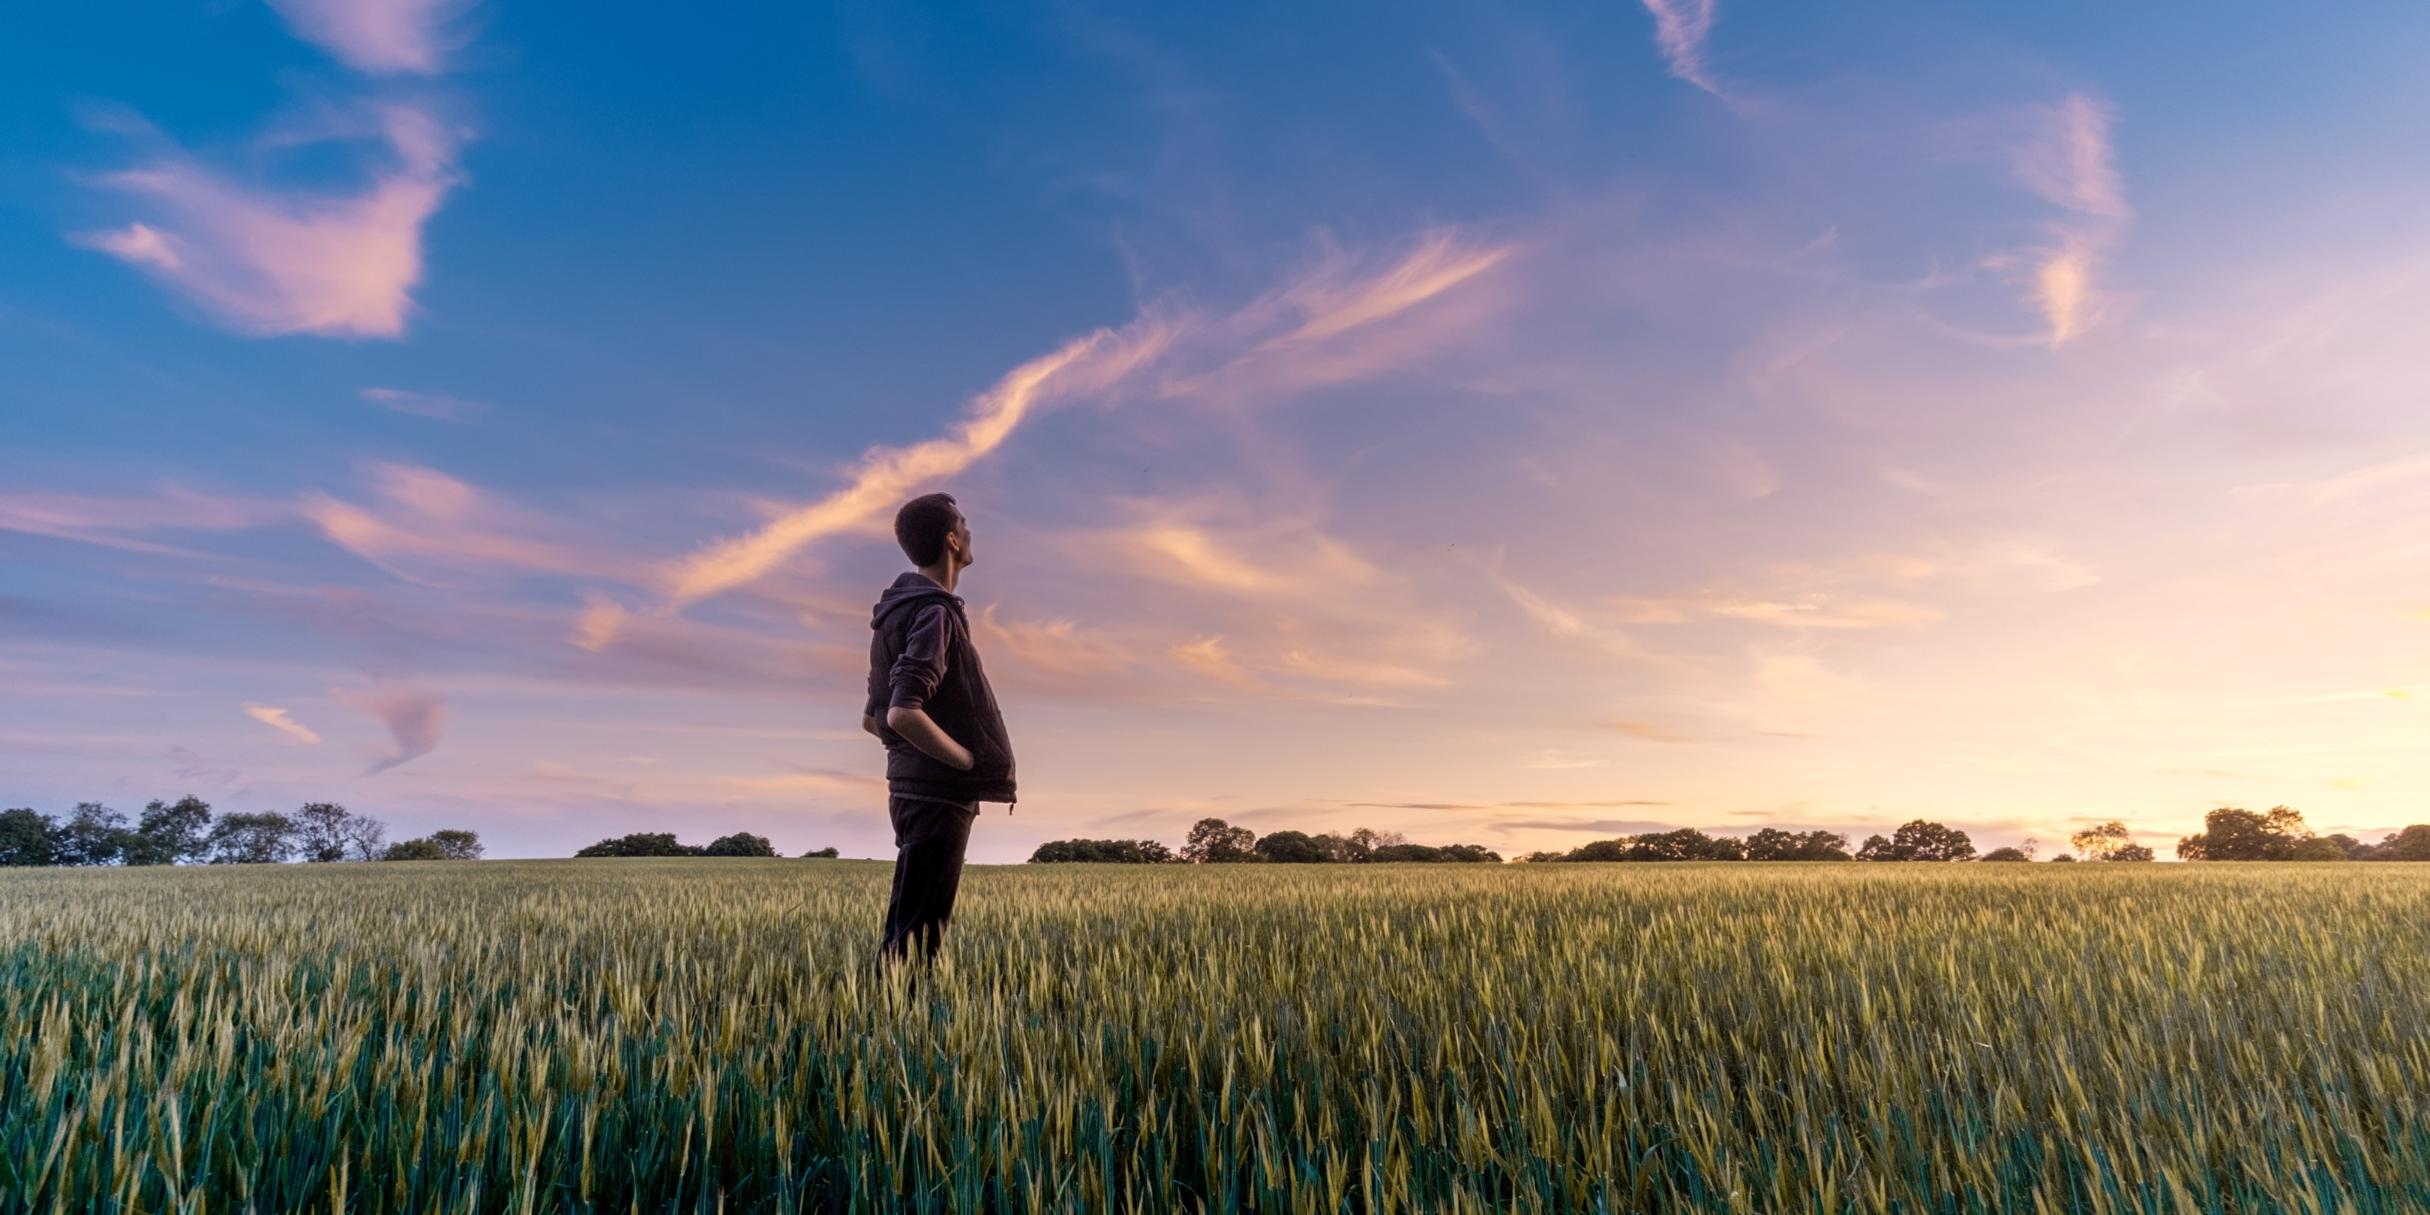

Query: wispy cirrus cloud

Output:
[265, 0, 476, 75]
[0, 485, 285, 556]
[2005, 93, 2130, 345]
[1640, 0, 1721, 96]
[302, 462, 611, 584]
[339, 679, 446, 773]
[244, 704, 322, 745]
[362, 386, 487, 422]
[600, 228, 1517, 649]
[76, 103, 465, 339]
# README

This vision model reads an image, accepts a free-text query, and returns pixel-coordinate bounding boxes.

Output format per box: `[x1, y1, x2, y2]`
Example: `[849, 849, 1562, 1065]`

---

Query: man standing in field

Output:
[862, 492, 1018, 966]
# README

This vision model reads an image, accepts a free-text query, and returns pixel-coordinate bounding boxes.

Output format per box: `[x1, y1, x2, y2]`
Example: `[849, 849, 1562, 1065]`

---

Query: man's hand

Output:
[885, 705, 976, 770]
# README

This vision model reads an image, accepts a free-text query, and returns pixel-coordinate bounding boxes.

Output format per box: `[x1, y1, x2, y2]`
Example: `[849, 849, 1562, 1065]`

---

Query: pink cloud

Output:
[75, 104, 463, 339]
[264, 0, 476, 75]
[2005, 93, 2130, 345]
[338, 680, 446, 773]
[1641, 0, 1721, 95]
[302, 462, 612, 584]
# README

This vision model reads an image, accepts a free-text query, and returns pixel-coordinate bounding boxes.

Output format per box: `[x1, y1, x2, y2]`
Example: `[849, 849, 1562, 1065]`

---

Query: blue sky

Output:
[7, 0, 2430, 861]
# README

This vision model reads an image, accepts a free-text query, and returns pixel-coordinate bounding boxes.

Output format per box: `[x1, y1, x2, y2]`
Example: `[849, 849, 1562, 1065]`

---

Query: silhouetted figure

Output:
[863, 492, 1018, 967]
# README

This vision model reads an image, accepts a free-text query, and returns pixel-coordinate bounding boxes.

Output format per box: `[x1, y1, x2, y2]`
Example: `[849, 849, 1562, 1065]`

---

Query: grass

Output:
[1, 858, 2425, 1212]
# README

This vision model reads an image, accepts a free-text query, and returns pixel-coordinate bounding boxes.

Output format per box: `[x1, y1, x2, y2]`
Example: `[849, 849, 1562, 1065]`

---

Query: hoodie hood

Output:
[871, 570, 963, 630]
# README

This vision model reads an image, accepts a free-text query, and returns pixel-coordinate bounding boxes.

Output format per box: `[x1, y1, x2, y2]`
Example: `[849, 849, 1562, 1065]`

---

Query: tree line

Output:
[573, 831, 839, 858]
[0, 798, 480, 866]
[1030, 820, 1503, 864]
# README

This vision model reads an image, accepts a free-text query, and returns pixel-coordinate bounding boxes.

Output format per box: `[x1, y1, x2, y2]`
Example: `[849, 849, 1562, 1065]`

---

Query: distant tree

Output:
[2047, 853, 2077, 863]
[0, 809, 62, 867]
[1253, 830, 1329, 864]
[426, 829, 483, 860]
[1318, 826, 1406, 863]
[2287, 836, 2347, 861]
[126, 795, 214, 866]
[2071, 821, 2134, 863]
[343, 813, 390, 861]
[2019, 837, 2042, 861]
[1746, 828, 1850, 861]
[1028, 838, 1177, 863]
[291, 802, 352, 863]
[2322, 833, 2375, 860]
[2176, 806, 2313, 861]
[1371, 842, 1501, 863]
[1565, 839, 1633, 862]
[703, 832, 778, 857]
[382, 829, 482, 861]
[1181, 818, 1257, 863]
[2381, 825, 2430, 861]
[1518, 850, 1568, 863]
[2107, 843, 2156, 862]
[1623, 828, 1744, 861]
[802, 846, 840, 859]
[575, 832, 699, 858]
[207, 812, 297, 864]
[58, 803, 131, 867]
[1860, 820, 1976, 861]
[1980, 846, 2031, 862]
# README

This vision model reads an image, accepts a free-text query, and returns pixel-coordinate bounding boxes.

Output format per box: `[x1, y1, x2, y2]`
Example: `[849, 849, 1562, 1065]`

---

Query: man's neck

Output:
[916, 564, 958, 593]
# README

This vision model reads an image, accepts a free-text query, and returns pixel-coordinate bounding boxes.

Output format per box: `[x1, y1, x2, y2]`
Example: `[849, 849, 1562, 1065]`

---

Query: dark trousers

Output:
[879, 794, 978, 964]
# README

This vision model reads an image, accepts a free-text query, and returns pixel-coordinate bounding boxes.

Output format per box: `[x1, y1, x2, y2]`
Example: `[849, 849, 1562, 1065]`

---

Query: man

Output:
[862, 492, 1018, 965]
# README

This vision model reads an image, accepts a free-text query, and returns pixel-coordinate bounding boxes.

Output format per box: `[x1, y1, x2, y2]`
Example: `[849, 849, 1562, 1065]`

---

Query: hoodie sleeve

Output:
[887, 602, 954, 712]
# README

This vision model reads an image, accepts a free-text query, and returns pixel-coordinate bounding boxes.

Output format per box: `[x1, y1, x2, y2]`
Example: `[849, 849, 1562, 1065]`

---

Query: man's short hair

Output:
[894, 493, 961, 566]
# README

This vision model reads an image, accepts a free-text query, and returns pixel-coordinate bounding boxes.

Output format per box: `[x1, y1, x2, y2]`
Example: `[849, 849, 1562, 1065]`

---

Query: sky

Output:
[6, 1, 2430, 862]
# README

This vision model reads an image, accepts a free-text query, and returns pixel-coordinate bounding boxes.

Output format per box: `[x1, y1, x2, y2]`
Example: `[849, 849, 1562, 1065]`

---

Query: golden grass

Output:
[1, 859, 2423, 1212]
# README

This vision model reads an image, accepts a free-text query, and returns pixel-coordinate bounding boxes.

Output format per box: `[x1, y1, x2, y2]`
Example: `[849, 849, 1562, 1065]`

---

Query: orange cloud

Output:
[243, 704, 322, 745]
[2005, 93, 2129, 346]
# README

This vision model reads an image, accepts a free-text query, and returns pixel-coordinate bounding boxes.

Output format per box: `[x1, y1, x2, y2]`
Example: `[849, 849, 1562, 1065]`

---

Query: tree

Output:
[382, 829, 482, 861]
[0, 809, 62, 867]
[1860, 820, 1976, 861]
[703, 832, 778, 857]
[2381, 825, 2430, 861]
[343, 813, 390, 861]
[2047, 853, 2077, 863]
[2287, 836, 2347, 861]
[1253, 830, 1328, 863]
[426, 829, 483, 860]
[291, 802, 352, 862]
[1746, 828, 1850, 861]
[1181, 818, 1257, 863]
[208, 812, 297, 864]
[1028, 838, 1177, 863]
[1623, 828, 1744, 861]
[1980, 846, 2031, 862]
[58, 803, 131, 866]
[2108, 843, 2156, 862]
[126, 795, 213, 866]
[802, 846, 840, 858]
[575, 832, 699, 858]
[2176, 805, 2313, 861]
[1565, 839, 1633, 862]
[2071, 821, 2134, 862]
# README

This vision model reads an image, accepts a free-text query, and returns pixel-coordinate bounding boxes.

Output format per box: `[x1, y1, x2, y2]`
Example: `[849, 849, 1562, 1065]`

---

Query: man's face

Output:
[952, 514, 974, 567]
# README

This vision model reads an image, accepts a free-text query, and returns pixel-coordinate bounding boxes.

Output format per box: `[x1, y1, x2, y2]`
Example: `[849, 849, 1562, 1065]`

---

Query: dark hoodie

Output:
[865, 571, 1018, 807]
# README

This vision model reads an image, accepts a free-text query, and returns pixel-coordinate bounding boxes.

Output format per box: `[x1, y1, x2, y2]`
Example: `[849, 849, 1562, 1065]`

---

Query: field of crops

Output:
[3, 859, 2427, 1213]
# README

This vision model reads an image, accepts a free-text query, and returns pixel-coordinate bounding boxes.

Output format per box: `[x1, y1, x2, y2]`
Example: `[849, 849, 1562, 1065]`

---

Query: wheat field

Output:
[2, 859, 2425, 1212]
